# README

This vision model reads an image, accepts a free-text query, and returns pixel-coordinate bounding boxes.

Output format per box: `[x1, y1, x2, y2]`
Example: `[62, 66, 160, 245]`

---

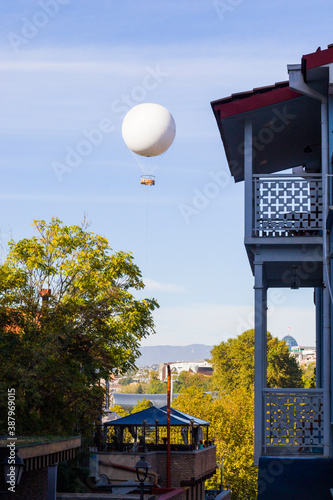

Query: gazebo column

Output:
[254, 261, 267, 465]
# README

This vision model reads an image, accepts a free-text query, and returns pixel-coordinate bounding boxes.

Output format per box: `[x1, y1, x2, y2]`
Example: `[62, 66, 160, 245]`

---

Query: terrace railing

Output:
[253, 174, 322, 237]
[263, 388, 325, 456]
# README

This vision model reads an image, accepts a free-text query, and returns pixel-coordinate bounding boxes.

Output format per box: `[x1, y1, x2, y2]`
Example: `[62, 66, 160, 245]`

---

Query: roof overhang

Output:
[212, 92, 321, 182]
[211, 45, 333, 182]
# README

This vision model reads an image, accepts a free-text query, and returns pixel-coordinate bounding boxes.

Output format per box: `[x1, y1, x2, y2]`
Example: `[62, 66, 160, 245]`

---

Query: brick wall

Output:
[0, 467, 48, 500]
[162, 447, 216, 488]
[99, 447, 216, 489]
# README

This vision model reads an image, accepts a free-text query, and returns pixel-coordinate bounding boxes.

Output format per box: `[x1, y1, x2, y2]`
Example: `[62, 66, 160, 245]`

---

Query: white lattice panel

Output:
[254, 176, 322, 237]
[264, 390, 324, 453]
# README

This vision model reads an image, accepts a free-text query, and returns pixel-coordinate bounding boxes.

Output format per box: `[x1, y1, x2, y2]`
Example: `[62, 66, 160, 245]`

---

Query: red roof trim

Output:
[302, 45, 333, 70]
[213, 86, 302, 119]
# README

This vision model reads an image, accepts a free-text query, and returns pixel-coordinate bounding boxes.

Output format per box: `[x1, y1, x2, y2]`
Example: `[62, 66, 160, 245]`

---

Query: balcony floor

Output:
[258, 457, 333, 500]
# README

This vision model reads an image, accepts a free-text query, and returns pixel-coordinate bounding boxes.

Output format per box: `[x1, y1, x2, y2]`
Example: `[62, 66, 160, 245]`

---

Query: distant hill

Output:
[136, 344, 213, 366]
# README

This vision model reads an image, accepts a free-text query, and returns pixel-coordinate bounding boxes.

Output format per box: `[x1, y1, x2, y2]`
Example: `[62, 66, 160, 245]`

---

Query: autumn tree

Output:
[119, 375, 134, 386]
[175, 370, 212, 392]
[173, 386, 257, 500]
[131, 398, 153, 413]
[0, 218, 158, 438]
[302, 362, 316, 388]
[211, 329, 303, 392]
[173, 385, 213, 417]
[109, 405, 129, 418]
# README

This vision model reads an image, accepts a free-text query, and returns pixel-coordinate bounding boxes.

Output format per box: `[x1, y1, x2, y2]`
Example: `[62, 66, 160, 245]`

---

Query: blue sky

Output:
[1, 0, 332, 347]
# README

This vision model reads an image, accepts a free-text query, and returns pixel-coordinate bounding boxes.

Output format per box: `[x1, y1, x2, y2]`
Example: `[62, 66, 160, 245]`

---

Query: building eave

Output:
[211, 83, 302, 120]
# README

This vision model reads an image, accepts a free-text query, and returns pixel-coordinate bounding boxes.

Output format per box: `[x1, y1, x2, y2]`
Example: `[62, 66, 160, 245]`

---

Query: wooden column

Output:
[244, 120, 253, 239]
[254, 261, 267, 464]
[323, 284, 331, 456]
[315, 287, 323, 387]
[167, 364, 171, 487]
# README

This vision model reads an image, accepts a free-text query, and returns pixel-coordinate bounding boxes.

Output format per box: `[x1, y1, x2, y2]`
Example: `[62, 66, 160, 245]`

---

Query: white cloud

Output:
[0, 192, 182, 205]
[143, 278, 186, 293]
[141, 302, 316, 347]
[0, 39, 304, 137]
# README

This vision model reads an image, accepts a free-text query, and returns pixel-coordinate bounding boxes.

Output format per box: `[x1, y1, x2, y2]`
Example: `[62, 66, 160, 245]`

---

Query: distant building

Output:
[281, 334, 298, 350]
[291, 345, 316, 366]
[159, 361, 212, 381]
[281, 335, 316, 366]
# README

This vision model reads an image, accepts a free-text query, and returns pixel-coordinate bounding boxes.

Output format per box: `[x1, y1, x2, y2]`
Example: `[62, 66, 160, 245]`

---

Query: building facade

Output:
[291, 344, 316, 366]
[212, 44, 333, 498]
[159, 361, 212, 382]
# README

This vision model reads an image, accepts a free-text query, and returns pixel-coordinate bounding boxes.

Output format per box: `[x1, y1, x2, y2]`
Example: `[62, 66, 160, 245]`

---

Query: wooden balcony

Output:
[262, 389, 328, 457]
[252, 174, 322, 238]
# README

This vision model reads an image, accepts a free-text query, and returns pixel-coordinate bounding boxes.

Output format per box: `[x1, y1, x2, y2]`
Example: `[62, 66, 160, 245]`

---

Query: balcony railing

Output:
[253, 174, 322, 237]
[263, 388, 324, 456]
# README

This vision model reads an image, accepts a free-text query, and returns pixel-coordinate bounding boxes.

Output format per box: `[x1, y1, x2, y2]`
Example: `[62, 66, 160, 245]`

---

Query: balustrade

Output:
[253, 174, 322, 237]
[263, 388, 324, 455]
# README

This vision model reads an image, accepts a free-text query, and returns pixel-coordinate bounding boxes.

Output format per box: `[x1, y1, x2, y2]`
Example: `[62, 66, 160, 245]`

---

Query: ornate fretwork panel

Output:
[263, 389, 324, 455]
[254, 175, 322, 237]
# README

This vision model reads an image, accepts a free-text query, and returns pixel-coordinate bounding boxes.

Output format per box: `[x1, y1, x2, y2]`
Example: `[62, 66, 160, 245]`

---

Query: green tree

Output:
[119, 377, 167, 394]
[136, 384, 144, 394]
[119, 375, 134, 386]
[302, 362, 316, 388]
[211, 329, 303, 392]
[131, 398, 153, 413]
[173, 385, 213, 417]
[147, 371, 167, 394]
[121, 382, 148, 393]
[147, 379, 167, 394]
[0, 218, 158, 438]
[109, 405, 130, 418]
[209, 388, 257, 499]
[174, 386, 257, 500]
[177, 370, 212, 392]
[149, 370, 159, 382]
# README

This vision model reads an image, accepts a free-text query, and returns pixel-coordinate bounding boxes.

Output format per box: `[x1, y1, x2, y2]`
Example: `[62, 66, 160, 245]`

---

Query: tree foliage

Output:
[175, 370, 212, 393]
[0, 218, 158, 437]
[119, 369, 211, 395]
[131, 398, 153, 413]
[173, 386, 257, 500]
[211, 329, 303, 392]
[119, 375, 134, 386]
[109, 405, 130, 418]
[173, 385, 213, 417]
[302, 362, 316, 388]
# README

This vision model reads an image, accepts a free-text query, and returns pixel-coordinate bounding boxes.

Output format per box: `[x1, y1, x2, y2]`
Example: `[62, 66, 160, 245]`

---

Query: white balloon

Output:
[122, 103, 176, 157]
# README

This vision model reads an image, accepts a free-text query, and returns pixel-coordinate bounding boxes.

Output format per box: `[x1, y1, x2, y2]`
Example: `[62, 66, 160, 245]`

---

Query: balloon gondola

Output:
[122, 103, 176, 185]
[140, 175, 155, 186]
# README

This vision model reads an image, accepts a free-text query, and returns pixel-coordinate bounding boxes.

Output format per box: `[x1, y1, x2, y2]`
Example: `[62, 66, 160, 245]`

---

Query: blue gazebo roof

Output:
[104, 406, 209, 427]
[159, 406, 209, 426]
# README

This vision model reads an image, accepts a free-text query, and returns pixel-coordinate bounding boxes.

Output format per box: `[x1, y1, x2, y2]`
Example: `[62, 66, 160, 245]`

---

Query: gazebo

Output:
[103, 406, 211, 452]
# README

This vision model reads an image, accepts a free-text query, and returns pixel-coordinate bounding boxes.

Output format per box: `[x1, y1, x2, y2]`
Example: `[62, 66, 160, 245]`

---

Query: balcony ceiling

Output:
[263, 260, 323, 289]
[212, 93, 321, 182]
